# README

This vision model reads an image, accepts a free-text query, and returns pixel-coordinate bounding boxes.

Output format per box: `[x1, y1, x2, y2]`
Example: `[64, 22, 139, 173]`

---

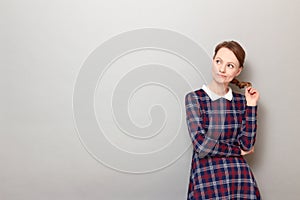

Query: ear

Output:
[235, 66, 243, 77]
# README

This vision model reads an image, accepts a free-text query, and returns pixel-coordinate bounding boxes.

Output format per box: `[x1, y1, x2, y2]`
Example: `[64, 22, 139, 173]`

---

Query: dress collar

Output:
[202, 85, 233, 101]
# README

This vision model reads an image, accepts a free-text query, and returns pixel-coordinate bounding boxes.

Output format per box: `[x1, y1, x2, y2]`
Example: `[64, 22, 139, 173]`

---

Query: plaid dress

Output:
[185, 88, 261, 200]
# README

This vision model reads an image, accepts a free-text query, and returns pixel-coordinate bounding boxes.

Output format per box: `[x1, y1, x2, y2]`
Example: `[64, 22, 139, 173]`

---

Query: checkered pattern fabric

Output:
[185, 89, 261, 200]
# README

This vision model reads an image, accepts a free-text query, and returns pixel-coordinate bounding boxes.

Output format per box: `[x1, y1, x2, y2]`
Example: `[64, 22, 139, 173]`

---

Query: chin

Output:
[214, 79, 228, 85]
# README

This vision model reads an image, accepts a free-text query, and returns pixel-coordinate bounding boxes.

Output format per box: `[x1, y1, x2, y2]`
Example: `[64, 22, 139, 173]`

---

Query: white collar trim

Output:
[202, 85, 233, 101]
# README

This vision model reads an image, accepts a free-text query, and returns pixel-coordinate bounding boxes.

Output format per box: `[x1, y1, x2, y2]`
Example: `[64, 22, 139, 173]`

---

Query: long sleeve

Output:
[238, 105, 257, 151]
[185, 92, 241, 158]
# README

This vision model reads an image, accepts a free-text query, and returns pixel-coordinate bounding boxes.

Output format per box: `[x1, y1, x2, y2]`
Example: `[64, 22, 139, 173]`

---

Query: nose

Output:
[219, 65, 226, 73]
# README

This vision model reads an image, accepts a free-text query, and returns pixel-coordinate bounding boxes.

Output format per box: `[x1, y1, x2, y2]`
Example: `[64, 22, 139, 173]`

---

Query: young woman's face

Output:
[212, 47, 242, 85]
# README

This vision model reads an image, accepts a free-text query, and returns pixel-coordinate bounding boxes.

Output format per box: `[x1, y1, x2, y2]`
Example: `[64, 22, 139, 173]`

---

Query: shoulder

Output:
[185, 89, 207, 100]
[185, 89, 210, 108]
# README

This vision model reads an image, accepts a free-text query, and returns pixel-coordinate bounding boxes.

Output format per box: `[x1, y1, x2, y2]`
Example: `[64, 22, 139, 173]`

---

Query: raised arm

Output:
[238, 86, 259, 151]
[238, 105, 257, 151]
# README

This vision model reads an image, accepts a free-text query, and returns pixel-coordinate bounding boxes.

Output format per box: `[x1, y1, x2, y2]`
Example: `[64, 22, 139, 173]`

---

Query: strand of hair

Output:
[230, 78, 252, 89]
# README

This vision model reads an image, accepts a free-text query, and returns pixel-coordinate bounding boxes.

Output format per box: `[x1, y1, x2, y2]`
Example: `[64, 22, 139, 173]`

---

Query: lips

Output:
[217, 73, 227, 78]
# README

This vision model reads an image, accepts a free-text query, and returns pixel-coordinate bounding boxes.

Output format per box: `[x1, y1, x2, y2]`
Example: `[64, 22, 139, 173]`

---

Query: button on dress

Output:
[185, 88, 261, 200]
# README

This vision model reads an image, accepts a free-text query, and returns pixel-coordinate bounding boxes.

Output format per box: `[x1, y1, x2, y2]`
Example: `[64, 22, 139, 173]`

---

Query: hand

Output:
[241, 147, 255, 156]
[245, 86, 260, 106]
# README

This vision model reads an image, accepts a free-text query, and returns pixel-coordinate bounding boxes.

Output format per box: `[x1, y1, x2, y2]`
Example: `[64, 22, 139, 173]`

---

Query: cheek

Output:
[229, 69, 240, 77]
[212, 64, 218, 72]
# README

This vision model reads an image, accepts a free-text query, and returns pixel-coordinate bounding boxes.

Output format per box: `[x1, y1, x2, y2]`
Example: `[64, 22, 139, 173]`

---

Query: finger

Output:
[246, 86, 252, 91]
[248, 88, 257, 95]
[250, 91, 256, 95]
[245, 87, 252, 95]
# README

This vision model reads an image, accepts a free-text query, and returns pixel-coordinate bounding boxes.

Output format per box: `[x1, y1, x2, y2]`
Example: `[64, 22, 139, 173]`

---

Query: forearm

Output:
[238, 105, 257, 151]
[189, 129, 241, 157]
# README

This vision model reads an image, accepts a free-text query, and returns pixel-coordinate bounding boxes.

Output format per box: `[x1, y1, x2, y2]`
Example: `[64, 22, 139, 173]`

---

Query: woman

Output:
[185, 41, 261, 199]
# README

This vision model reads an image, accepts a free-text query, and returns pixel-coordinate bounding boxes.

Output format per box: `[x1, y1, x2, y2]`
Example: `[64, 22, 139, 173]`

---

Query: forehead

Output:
[215, 47, 239, 64]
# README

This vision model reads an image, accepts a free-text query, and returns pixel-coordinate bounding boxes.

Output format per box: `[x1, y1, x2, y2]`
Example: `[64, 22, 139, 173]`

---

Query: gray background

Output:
[1, 0, 300, 199]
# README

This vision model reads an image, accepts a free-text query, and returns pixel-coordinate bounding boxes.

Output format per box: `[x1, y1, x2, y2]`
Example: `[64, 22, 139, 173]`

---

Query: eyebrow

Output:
[215, 57, 237, 66]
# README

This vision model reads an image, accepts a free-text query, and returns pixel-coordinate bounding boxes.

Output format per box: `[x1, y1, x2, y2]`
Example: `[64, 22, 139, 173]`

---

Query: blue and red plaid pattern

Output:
[185, 89, 261, 200]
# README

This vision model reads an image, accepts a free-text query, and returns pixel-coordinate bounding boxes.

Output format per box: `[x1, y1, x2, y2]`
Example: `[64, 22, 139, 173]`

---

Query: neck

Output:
[207, 81, 229, 96]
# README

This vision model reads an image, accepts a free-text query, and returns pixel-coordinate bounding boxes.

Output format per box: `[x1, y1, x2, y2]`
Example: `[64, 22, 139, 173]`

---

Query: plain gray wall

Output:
[1, 0, 300, 199]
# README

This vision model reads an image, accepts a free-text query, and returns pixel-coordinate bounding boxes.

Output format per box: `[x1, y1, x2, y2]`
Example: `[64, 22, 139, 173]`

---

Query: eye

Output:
[227, 64, 234, 69]
[216, 59, 221, 64]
